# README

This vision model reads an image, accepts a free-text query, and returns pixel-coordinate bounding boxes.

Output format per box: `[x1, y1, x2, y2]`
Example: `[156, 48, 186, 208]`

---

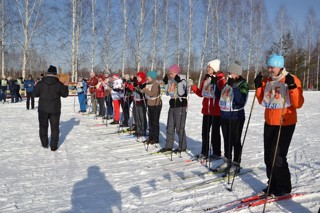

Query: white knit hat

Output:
[207, 59, 220, 72]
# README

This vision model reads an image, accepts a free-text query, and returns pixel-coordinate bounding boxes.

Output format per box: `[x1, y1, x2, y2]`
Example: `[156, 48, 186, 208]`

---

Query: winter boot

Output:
[214, 157, 231, 172]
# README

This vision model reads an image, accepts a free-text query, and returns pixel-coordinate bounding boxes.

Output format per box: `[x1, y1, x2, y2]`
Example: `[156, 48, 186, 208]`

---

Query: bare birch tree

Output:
[75, 0, 82, 80]
[15, 0, 43, 79]
[198, 0, 211, 87]
[71, 0, 77, 82]
[246, 0, 253, 81]
[91, 0, 95, 73]
[162, 0, 168, 77]
[105, 0, 110, 72]
[151, 0, 157, 70]
[177, 0, 181, 66]
[1, 0, 5, 78]
[121, 0, 127, 76]
[213, 0, 220, 59]
[186, 0, 194, 83]
[136, 0, 144, 72]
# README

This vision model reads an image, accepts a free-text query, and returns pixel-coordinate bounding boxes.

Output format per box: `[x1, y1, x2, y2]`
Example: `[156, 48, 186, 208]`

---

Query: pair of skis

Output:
[204, 193, 305, 212]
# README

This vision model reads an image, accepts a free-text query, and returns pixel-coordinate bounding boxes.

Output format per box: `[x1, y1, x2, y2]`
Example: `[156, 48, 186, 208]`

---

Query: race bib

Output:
[201, 78, 215, 98]
[219, 85, 234, 111]
[262, 81, 291, 109]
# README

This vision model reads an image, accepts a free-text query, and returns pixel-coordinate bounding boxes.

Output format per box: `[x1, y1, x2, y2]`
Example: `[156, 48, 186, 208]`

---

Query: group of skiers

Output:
[0, 75, 37, 110]
[74, 53, 304, 198]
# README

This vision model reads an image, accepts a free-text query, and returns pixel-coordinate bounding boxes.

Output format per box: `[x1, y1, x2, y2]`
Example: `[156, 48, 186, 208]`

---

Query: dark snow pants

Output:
[201, 115, 222, 157]
[38, 111, 61, 150]
[264, 123, 295, 194]
[147, 104, 162, 143]
[133, 102, 147, 136]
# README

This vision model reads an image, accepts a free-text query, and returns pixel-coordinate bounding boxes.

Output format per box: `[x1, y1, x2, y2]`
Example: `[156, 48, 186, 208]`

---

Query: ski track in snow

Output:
[0, 91, 319, 213]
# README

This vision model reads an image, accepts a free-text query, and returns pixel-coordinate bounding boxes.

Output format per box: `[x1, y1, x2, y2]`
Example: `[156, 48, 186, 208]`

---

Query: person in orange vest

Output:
[254, 54, 304, 196]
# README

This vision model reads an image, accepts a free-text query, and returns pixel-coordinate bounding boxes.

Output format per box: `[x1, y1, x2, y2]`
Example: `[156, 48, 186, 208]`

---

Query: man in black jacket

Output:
[34, 65, 69, 151]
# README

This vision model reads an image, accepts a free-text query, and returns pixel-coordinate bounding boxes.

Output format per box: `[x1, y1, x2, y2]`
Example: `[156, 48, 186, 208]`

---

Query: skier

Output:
[33, 65, 69, 151]
[216, 62, 249, 174]
[96, 75, 105, 117]
[110, 74, 124, 125]
[191, 59, 225, 161]
[87, 72, 98, 115]
[159, 64, 188, 153]
[76, 76, 87, 113]
[254, 54, 304, 196]
[24, 75, 35, 110]
[142, 70, 162, 145]
[103, 71, 113, 120]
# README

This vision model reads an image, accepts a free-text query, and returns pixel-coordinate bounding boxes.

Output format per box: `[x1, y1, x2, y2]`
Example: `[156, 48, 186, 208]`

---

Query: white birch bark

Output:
[91, 0, 95, 73]
[186, 0, 193, 84]
[121, 0, 127, 76]
[177, 0, 181, 66]
[105, 0, 110, 72]
[162, 0, 168, 76]
[151, 0, 157, 71]
[1, 0, 5, 78]
[198, 0, 211, 87]
[246, 0, 253, 81]
[75, 0, 82, 80]
[137, 0, 144, 72]
[214, 0, 220, 59]
[71, 0, 77, 82]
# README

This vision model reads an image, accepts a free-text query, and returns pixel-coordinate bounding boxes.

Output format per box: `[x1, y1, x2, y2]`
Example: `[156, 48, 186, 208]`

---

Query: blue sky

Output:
[265, 0, 320, 28]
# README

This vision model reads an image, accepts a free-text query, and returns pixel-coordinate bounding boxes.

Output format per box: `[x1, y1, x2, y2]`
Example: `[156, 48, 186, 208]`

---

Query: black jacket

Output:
[34, 76, 69, 113]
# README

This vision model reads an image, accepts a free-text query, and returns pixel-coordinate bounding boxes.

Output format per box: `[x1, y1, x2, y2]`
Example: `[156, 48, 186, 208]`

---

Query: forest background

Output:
[1, 0, 320, 89]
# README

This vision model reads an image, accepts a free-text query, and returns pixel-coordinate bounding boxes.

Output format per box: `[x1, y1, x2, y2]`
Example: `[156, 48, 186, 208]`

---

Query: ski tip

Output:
[185, 159, 192, 163]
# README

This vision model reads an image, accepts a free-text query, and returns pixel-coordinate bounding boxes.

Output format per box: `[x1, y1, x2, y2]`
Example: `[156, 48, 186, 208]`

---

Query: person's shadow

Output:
[58, 118, 80, 148]
[63, 166, 122, 213]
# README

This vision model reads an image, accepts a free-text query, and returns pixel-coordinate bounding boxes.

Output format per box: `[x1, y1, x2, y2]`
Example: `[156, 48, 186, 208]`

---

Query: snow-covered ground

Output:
[0, 91, 319, 213]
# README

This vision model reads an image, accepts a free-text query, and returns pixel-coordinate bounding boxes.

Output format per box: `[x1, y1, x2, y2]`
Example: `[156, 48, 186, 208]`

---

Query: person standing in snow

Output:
[87, 72, 98, 115]
[159, 64, 188, 153]
[142, 70, 162, 145]
[103, 71, 113, 120]
[24, 75, 35, 110]
[34, 65, 69, 151]
[254, 54, 304, 196]
[110, 74, 124, 125]
[0, 76, 8, 103]
[216, 62, 249, 174]
[76, 76, 87, 113]
[191, 59, 226, 161]
[96, 75, 105, 117]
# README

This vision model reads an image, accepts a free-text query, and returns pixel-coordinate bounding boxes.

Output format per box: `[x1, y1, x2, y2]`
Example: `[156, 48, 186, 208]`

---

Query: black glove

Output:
[133, 76, 137, 82]
[174, 74, 181, 83]
[211, 76, 217, 85]
[254, 72, 263, 89]
[285, 73, 297, 90]
[163, 75, 168, 84]
[133, 81, 138, 87]
[204, 74, 210, 80]
[227, 77, 235, 86]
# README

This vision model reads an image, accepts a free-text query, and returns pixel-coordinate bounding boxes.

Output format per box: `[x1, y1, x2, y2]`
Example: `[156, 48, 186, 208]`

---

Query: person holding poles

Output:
[191, 59, 225, 161]
[216, 62, 249, 175]
[254, 54, 304, 197]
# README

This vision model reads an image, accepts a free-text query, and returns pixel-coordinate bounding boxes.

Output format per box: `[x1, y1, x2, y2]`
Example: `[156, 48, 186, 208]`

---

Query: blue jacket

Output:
[24, 79, 35, 93]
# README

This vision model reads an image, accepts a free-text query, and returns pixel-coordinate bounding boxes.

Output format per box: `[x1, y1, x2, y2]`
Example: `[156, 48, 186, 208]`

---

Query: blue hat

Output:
[147, 70, 158, 79]
[267, 54, 284, 68]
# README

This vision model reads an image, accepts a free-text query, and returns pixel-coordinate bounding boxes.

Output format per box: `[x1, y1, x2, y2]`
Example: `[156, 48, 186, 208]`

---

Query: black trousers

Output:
[221, 118, 245, 163]
[121, 97, 132, 126]
[26, 91, 35, 109]
[147, 104, 162, 143]
[38, 111, 61, 149]
[264, 123, 295, 194]
[201, 115, 222, 157]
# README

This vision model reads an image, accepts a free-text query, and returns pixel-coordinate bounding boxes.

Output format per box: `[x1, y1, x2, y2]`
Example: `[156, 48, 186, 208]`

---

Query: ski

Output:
[204, 193, 305, 212]
[180, 168, 227, 181]
[173, 169, 253, 193]
[150, 150, 173, 155]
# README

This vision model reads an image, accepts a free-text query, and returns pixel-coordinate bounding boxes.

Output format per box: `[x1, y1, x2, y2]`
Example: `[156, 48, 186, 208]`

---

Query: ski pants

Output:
[104, 95, 113, 117]
[90, 93, 97, 113]
[78, 93, 86, 112]
[38, 111, 61, 150]
[97, 97, 105, 116]
[165, 106, 187, 150]
[221, 118, 245, 163]
[26, 91, 35, 109]
[112, 99, 121, 122]
[264, 123, 295, 194]
[121, 96, 132, 126]
[133, 102, 147, 136]
[201, 115, 222, 157]
[147, 104, 162, 143]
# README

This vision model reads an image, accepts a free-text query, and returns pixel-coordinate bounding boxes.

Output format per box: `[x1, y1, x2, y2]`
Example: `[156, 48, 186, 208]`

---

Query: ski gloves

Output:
[204, 74, 217, 85]
[254, 72, 263, 89]
[254, 72, 297, 90]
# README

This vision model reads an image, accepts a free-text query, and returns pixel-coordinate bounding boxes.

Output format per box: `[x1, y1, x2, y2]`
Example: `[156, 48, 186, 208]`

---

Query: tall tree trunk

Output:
[91, 0, 95, 73]
[1, 0, 5, 78]
[246, 0, 253, 81]
[105, 0, 110, 72]
[121, 0, 127, 76]
[22, 0, 29, 79]
[177, 0, 181, 66]
[75, 0, 82, 79]
[137, 0, 144, 72]
[317, 40, 319, 90]
[162, 0, 168, 77]
[198, 0, 211, 87]
[71, 0, 77, 81]
[186, 0, 193, 84]
[214, 0, 220, 59]
[151, 0, 157, 70]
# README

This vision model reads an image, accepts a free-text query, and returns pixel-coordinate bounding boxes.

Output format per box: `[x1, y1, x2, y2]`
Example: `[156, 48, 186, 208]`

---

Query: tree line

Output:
[1, 0, 319, 89]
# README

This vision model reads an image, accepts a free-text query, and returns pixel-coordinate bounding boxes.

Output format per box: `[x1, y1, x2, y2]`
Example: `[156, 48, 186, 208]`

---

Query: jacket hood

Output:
[42, 76, 60, 85]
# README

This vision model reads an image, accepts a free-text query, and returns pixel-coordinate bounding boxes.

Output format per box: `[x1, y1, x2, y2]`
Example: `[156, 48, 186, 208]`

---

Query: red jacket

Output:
[95, 82, 105, 98]
[87, 76, 98, 93]
[192, 71, 226, 116]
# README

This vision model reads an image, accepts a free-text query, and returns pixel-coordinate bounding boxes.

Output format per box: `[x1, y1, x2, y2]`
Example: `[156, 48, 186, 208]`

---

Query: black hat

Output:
[47, 65, 57, 75]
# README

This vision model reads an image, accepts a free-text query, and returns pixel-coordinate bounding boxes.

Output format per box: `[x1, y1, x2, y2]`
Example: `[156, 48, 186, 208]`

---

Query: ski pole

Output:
[262, 88, 287, 213]
[228, 91, 256, 191]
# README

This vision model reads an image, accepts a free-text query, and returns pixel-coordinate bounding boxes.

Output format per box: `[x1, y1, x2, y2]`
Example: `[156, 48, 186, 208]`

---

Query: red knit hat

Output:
[137, 71, 147, 83]
[168, 64, 181, 74]
[98, 75, 104, 80]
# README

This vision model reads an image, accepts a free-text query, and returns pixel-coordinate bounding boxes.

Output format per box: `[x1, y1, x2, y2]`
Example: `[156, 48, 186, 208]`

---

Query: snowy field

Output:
[0, 91, 319, 213]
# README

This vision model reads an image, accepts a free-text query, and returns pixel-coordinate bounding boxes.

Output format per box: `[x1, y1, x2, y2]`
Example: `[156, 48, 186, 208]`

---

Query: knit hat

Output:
[47, 65, 57, 75]
[147, 70, 158, 79]
[168, 64, 181, 74]
[112, 74, 120, 80]
[123, 74, 130, 81]
[207, 59, 220, 72]
[267, 54, 284, 68]
[98, 75, 104, 80]
[227, 62, 242, 75]
[137, 71, 147, 83]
